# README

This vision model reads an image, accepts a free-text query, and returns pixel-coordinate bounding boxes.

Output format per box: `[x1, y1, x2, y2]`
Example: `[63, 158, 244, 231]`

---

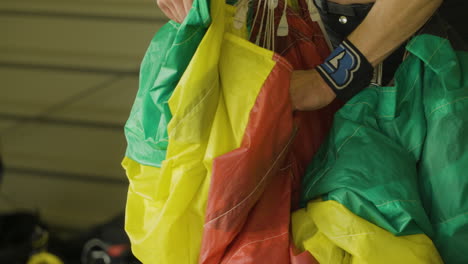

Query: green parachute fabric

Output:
[299, 17, 468, 264]
[124, 0, 210, 167]
[123, 0, 334, 262]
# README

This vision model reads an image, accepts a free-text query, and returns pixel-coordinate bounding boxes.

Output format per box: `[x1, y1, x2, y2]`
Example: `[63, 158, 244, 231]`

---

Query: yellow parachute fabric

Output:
[123, 0, 445, 263]
[123, 1, 277, 263]
[292, 200, 443, 264]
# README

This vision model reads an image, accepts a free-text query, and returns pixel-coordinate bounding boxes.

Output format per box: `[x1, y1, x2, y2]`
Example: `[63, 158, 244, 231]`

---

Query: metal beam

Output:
[0, 9, 166, 24]
[5, 166, 128, 185]
[0, 76, 127, 135]
[0, 113, 124, 131]
[0, 62, 139, 75]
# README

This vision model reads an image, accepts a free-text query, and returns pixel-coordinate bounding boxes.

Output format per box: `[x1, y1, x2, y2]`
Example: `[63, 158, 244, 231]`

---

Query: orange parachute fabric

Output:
[199, 0, 340, 263]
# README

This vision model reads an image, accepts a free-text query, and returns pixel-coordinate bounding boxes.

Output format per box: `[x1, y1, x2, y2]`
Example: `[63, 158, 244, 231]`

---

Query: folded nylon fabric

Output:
[200, 1, 339, 263]
[299, 16, 468, 264]
[292, 200, 443, 264]
[123, 0, 468, 263]
[124, 0, 335, 262]
[124, 0, 210, 168]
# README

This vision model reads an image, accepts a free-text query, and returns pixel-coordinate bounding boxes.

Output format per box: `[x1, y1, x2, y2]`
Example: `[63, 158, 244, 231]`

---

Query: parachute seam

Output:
[336, 125, 363, 153]
[375, 199, 418, 207]
[304, 125, 363, 198]
[379, 89, 397, 92]
[169, 79, 216, 135]
[407, 99, 468, 153]
[397, 37, 446, 108]
[225, 231, 289, 264]
[428, 96, 468, 117]
[173, 27, 205, 46]
[344, 102, 374, 108]
[396, 67, 420, 109]
[437, 211, 468, 225]
[168, 21, 180, 30]
[330, 232, 375, 239]
[204, 132, 294, 226]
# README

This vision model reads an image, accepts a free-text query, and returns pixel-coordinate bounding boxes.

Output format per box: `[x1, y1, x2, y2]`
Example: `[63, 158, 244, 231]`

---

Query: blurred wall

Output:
[0, 0, 166, 234]
[1, 0, 465, 235]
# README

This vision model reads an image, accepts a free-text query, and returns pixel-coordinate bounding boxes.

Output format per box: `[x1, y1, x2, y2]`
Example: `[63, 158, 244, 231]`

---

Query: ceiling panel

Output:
[0, 69, 137, 124]
[1, 15, 159, 56]
[0, 68, 117, 115]
[0, 0, 168, 232]
[2, 121, 127, 178]
[0, 120, 16, 132]
[50, 76, 139, 124]
[0, 171, 128, 230]
[0, 0, 166, 20]
[1, 15, 161, 71]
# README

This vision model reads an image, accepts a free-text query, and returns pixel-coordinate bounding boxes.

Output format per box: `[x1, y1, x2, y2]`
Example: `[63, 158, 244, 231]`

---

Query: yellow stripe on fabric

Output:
[292, 200, 443, 264]
[204, 33, 276, 170]
[225, 4, 249, 39]
[124, 0, 277, 263]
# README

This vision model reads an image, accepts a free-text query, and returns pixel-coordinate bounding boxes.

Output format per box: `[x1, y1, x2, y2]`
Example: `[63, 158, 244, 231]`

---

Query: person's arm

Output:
[350, 0, 443, 66]
[156, 0, 194, 23]
[290, 0, 443, 111]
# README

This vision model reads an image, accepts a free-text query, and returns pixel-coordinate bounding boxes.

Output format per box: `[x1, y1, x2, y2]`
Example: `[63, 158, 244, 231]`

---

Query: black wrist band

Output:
[316, 39, 374, 102]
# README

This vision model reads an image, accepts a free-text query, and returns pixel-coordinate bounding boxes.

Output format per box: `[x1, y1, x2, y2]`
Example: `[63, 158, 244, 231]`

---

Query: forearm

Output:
[348, 0, 443, 67]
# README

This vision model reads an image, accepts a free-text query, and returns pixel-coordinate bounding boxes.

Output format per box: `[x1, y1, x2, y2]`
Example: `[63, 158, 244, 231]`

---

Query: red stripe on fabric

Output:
[200, 0, 341, 262]
[200, 55, 294, 264]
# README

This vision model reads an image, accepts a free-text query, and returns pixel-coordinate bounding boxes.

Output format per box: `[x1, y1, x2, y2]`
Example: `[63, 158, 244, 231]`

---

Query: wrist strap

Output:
[316, 39, 374, 102]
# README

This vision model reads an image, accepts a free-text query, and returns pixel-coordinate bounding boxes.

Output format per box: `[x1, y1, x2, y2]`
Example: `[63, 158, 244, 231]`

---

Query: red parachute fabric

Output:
[200, 1, 341, 263]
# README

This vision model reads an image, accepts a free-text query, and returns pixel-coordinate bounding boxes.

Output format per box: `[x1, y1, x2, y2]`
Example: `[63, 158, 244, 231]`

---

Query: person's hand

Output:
[157, 0, 194, 23]
[289, 69, 336, 111]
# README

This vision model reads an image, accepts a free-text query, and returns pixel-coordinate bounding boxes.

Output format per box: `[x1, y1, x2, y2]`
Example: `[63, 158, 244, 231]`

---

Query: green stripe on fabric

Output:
[124, 0, 211, 167]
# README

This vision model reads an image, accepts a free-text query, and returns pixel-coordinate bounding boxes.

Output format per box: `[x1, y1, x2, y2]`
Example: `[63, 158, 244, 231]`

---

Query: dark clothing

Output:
[314, 0, 373, 48]
[439, 0, 468, 42]
[313, 0, 468, 85]
[313, 0, 405, 86]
